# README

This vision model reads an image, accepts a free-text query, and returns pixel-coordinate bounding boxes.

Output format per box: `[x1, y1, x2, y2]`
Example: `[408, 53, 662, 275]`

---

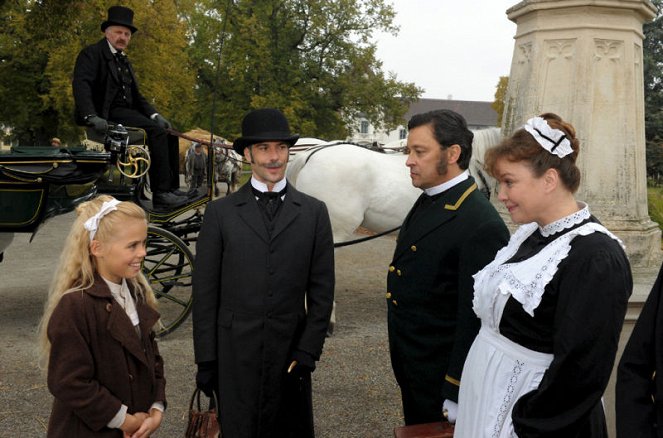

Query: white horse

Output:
[286, 127, 501, 244]
[212, 145, 243, 196]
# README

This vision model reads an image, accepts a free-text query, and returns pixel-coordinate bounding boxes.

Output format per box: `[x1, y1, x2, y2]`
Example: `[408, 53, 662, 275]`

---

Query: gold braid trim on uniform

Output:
[445, 374, 461, 387]
[444, 183, 477, 211]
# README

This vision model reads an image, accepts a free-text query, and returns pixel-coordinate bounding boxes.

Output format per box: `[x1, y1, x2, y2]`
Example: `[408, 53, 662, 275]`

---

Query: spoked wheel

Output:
[143, 225, 194, 337]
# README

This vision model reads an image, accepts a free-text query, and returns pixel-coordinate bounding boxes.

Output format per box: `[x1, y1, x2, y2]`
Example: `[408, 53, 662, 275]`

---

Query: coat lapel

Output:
[271, 184, 302, 241]
[88, 278, 150, 367]
[100, 39, 120, 85]
[393, 179, 478, 261]
[236, 183, 270, 243]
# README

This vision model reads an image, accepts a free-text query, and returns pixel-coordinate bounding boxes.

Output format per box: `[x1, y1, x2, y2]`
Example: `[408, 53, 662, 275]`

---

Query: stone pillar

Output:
[502, 0, 660, 268]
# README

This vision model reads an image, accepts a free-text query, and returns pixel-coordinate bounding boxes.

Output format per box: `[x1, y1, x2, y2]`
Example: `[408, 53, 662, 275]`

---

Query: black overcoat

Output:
[47, 276, 165, 437]
[72, 38, 156, 125]
[616, 262, 663, 438]
[387, 177, 509, 424]
[192, 182, 335, 438]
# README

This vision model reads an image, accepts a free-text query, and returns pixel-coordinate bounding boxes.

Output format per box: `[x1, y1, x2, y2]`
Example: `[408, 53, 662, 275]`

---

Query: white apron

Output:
[454, 220, 622, 438]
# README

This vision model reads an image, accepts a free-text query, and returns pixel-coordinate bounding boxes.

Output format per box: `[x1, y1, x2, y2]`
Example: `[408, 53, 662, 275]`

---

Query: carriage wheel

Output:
[143, 225, 194, 337]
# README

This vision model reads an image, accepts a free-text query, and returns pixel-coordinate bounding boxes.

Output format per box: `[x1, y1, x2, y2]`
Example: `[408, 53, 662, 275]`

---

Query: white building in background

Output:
[349, 98, 499, 147]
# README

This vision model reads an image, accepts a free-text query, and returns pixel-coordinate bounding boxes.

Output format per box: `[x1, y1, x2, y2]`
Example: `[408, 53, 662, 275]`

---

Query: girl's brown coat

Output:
[47, 276, 165, 437]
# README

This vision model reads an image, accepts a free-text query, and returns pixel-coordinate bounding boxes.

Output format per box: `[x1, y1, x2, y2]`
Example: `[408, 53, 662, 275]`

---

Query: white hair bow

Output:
[84, 199, 122, 241]
[523, 116, 573, 158]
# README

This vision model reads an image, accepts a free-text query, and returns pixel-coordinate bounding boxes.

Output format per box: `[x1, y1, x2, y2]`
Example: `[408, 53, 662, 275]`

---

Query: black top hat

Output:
[233, 108, 299, 154]
[101, 6, 138, 34]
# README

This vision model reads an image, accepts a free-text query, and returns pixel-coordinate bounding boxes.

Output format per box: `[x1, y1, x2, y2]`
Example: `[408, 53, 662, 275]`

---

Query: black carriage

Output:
[0, 125, 224, 336]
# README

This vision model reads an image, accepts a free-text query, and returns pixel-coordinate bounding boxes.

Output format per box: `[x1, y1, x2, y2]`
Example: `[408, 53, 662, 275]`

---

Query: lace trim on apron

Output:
[473, 219, 624, 317]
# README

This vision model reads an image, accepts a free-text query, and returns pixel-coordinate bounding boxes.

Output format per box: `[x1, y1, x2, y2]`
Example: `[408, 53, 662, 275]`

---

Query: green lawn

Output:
[648, 185, 663, 230]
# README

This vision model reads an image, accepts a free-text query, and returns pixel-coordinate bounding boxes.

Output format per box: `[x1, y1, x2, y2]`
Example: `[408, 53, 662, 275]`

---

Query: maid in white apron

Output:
[454, 114, 632, 437]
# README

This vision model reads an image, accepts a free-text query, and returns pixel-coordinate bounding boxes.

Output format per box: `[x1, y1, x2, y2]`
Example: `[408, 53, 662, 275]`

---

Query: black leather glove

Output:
[288, 350, 316, 375]
[196, 361, 218, 397]
[86, 115, 108, 134]
[153, 114, 171, 129]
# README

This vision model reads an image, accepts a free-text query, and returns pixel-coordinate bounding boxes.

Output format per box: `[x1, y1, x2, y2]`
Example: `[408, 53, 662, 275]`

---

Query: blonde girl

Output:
[38, 195, 165, 437]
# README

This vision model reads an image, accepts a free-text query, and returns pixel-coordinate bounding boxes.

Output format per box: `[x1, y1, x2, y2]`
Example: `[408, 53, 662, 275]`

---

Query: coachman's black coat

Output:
[192, 182, 335, 438]
[72, 38, 156, 125]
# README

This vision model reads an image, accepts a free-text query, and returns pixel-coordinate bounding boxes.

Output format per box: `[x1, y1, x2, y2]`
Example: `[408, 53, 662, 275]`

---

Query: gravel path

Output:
[0, 210, 403, 437]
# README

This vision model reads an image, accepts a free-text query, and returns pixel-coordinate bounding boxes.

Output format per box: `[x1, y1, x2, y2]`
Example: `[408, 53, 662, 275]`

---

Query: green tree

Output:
[644, 0, 663, 141]
[644, 0, 663, 180]
[492, 76, 508, 127]
[186, 0, 421, 140]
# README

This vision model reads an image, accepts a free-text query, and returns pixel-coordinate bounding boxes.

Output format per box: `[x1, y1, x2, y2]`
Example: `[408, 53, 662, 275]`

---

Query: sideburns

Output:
[436, 149, 448, 176]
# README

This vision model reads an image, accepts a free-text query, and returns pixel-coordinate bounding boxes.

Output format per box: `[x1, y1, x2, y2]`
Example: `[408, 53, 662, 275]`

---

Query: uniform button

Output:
[385, 292, 392, 299]
[411, 245, 417, 252]
[128, 374, 134, 381]
[397, 269, 402, 276]
[389, 266, 395, 272]
[392, 300, 398, 306]
[105, 303, 112, 312]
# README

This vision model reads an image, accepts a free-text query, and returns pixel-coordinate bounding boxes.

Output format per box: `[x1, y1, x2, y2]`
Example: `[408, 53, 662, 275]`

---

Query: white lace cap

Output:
[523, 117, 573, 158]
[84, 199, 121, 241]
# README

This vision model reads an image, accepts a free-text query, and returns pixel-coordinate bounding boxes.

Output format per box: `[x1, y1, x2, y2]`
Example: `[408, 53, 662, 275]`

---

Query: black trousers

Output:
[108, 107, 179, 192]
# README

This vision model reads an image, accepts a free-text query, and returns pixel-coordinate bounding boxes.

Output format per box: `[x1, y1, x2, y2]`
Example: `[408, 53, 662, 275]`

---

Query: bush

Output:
[648, 186, 663, 229]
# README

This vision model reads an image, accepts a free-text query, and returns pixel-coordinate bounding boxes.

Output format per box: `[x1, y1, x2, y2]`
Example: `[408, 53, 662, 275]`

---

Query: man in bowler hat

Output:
[192, 108, 335, 437]
[72, 5, 187, 208]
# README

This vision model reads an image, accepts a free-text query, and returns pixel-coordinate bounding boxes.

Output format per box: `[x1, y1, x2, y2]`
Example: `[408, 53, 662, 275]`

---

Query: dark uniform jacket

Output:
[387, 176, 509, 424]
[73, 38, 156, 125]
[192, 182, 335, 438]
[617, 262, 663, 438]
[47, 276, 165, 437]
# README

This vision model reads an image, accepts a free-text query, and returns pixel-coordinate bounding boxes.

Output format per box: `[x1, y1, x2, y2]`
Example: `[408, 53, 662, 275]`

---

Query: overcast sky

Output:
[374, 0, 519, 102]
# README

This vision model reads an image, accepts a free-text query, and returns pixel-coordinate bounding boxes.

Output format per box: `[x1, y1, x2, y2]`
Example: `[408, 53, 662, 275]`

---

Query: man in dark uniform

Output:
[387, 109, 510, 426]
[192, 108, 335, 438]
[72, 6, 186, 208]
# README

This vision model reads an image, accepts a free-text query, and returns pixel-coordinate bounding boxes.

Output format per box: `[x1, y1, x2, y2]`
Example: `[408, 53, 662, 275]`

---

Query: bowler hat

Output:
[233, 108, 299, 154]
[101, 6, 138, 34]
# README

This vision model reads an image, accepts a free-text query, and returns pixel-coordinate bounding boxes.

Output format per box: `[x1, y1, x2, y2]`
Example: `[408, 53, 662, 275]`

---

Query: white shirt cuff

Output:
[107, 404, 128, 429]
[150, 402, 165, 412]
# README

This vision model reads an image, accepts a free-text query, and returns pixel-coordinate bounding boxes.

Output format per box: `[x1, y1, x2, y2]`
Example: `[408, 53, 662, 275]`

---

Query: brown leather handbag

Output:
[185, 388, 221, 438]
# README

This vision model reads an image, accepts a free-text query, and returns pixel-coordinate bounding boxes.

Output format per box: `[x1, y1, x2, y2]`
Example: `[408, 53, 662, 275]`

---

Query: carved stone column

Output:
[502, 0, 660, 268]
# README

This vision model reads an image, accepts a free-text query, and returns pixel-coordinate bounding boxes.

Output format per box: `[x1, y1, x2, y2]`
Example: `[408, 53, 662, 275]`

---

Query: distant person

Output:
[455, 113, 632, 437]
[186, 141, 207, 191]
[50, 137, 62, 148]
[72, 6, 186, 208]
[387, 109, 509, 426]
[38, 195, 166, 437]
[193, 108, 335, 437]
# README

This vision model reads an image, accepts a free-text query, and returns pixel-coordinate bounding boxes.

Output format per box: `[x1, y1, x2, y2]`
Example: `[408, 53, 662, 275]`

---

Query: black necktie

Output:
[253, 187, 286, 221]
